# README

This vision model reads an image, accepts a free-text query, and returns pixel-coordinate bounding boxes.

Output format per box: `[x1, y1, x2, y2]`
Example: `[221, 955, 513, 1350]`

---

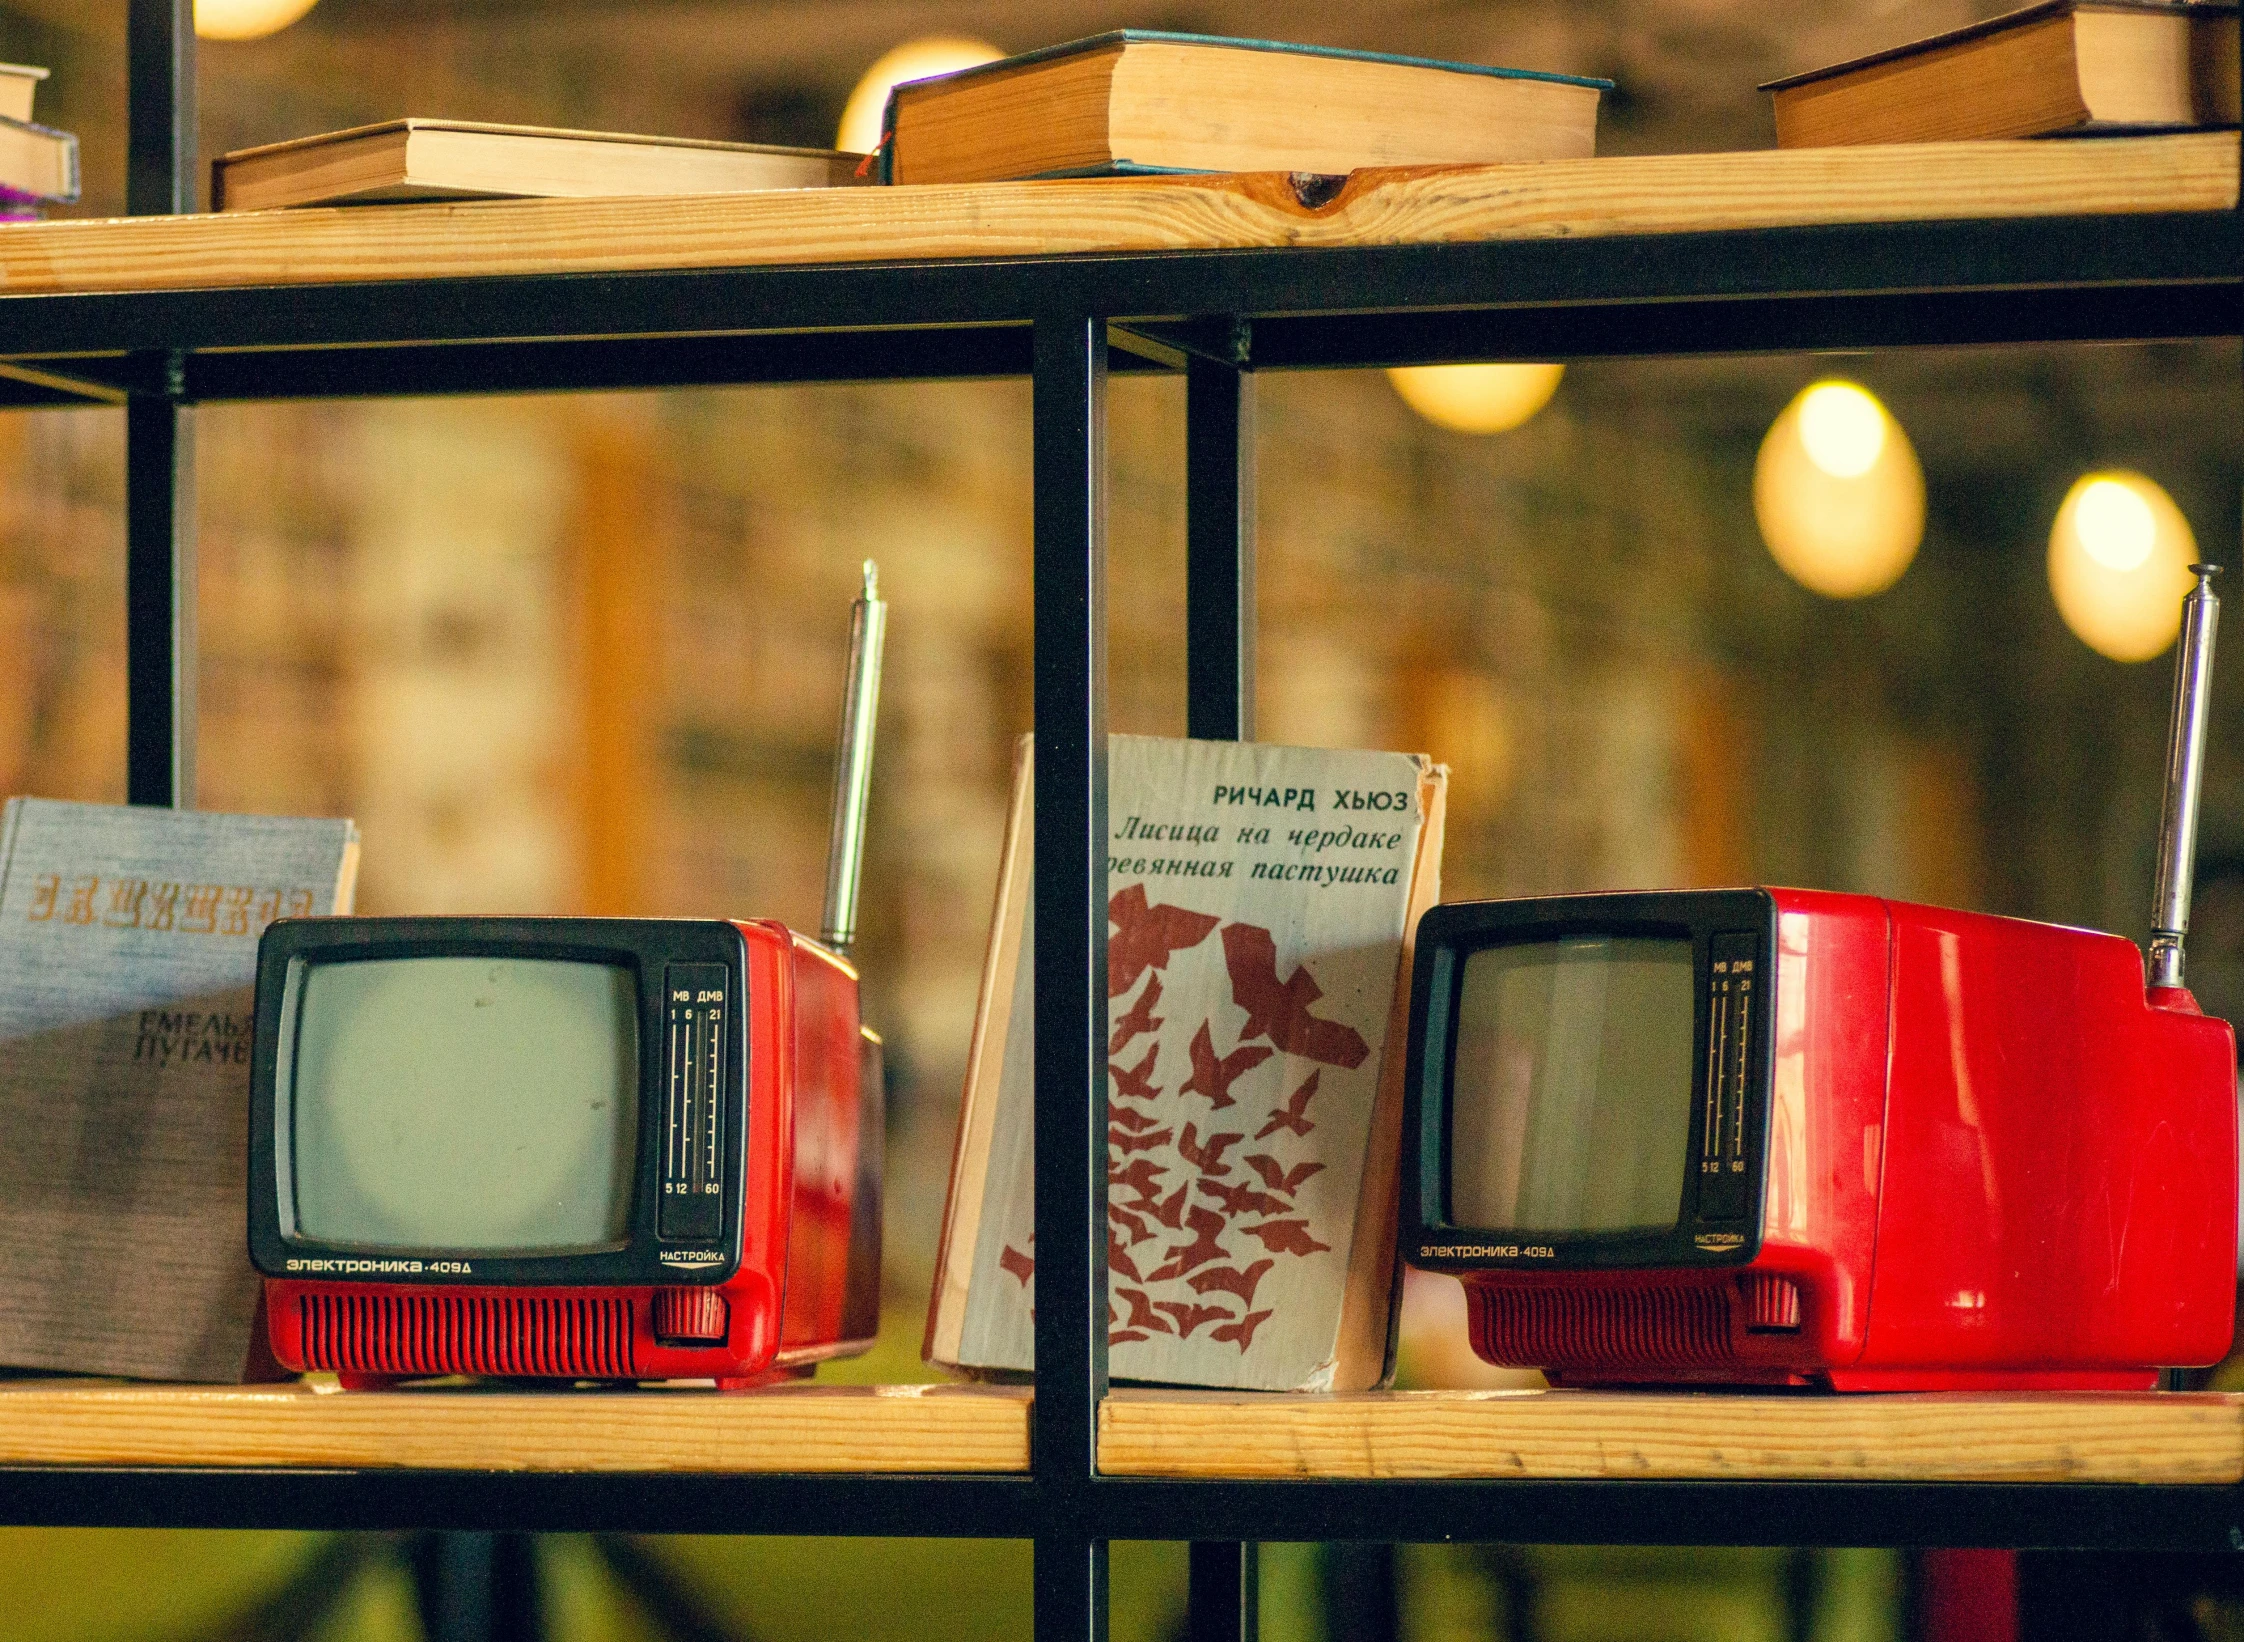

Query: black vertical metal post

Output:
[409, 1532, 544, 1642]
[1184, 355, 1255, 743]
[1186, 1543, 1259, 1642]
[125, 0, 196, 807]
[1032, 312, 1110, 1642]
[126, 0, 195, 216]
[124, 387, 195, 807]
[1183, 353, 1259, 1641]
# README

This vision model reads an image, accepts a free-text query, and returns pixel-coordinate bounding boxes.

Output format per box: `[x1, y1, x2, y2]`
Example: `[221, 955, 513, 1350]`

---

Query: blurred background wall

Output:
[0, 0, 2237, 1638]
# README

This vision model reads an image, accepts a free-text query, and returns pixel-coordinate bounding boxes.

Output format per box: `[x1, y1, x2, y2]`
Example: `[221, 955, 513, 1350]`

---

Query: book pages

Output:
[0, 799, 358, 1381]
[954, 736, 1430, 1390]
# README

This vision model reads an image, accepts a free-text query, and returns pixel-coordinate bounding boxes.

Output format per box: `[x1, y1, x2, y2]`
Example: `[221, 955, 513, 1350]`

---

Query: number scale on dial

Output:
[659, 963, 729, 1241]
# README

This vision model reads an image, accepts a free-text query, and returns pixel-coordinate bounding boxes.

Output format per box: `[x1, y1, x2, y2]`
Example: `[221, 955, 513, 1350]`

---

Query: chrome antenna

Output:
[821, 560, 887, 957]
[2149, 562, 2222, 991]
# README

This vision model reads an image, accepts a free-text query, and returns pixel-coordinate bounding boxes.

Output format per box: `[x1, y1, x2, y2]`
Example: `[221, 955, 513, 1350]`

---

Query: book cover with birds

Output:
[926, 734, 1446, 1391]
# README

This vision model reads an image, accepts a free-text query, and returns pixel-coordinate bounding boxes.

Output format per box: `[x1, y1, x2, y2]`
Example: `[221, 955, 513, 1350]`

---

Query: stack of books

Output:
[0, 63, 77, 220]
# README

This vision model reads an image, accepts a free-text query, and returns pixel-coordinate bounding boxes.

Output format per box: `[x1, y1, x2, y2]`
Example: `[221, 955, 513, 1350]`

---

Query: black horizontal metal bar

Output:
[1086, 1478, 2244, 1553]
[0, 1470, 1044, 1536]
[0, 213, 2232, 375]
[2, 1468, 2234, 1549]
[0, 374, 121, 407]
[4, 329, 1186, 403]
[178, 327, 1172, 401]
[0, 360, 130, 403]
[1242, 279, 2244, 367]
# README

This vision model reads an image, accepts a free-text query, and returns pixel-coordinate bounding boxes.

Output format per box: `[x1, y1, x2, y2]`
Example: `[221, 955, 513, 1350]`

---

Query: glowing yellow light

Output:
[2072, 477, 2157, 571]
[1386, 363, 1564, 435]
[1753, 380, 1923, 599]
[1797, 381, 1887, 478]
[837, 37, 1004, 156]
[193, 0, 318, 39]
[2048, 471, 2196, 662]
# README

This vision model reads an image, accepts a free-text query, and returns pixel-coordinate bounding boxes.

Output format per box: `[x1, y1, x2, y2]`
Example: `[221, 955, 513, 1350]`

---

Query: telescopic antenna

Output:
[2149, 562, 2222, 991]
[821, 560, 887, 957]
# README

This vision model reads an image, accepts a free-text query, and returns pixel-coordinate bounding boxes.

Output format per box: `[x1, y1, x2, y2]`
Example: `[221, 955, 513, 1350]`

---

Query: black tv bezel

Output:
[1403, 888, 1777, 1274]
[248, 915, 750, 1287]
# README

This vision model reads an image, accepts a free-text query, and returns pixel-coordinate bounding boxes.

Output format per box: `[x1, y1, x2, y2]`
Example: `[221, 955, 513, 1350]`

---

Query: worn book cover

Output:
[926, 734, 1446, 1391]
[0, 799, 359, 1381]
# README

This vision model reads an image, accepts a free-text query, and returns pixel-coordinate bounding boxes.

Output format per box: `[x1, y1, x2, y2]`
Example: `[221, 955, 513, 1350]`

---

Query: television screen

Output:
[1447, 936, 1695, 1234]
[286, 956, 640, 1253]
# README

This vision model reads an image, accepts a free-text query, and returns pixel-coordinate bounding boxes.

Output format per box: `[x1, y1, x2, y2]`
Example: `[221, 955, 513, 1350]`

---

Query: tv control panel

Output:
[660, 962, 729, 1242]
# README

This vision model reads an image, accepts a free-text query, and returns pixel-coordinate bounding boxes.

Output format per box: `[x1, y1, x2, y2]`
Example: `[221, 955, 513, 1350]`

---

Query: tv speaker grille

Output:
[1472, 1285, 1733, 1370]
[297, 1292, 639, 1379]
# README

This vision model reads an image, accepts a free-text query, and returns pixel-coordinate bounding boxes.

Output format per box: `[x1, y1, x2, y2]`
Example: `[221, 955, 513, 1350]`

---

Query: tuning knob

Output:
[652, 1287, 730, 1344]
[1742, 1272, 1802, 1333]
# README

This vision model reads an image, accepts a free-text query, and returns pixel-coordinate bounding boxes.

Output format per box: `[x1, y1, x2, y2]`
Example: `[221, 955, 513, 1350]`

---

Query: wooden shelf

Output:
[8, 1380, 2236, 1485]
[1098, 1388, 2244, 1485]
[0, 1380, 1030, 1473]
[0, 133, 2228, 299]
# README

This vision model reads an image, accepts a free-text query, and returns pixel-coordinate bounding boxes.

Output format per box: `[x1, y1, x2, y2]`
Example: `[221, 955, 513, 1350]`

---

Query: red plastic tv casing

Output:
[1412, 889, 2238, 1390]
[259, 919, 880, 1387]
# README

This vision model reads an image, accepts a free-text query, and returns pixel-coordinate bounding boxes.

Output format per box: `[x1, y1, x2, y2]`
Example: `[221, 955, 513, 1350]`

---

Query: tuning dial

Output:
[652, 1287, 730, 1344]
[1741, 1272, 1802, 1333]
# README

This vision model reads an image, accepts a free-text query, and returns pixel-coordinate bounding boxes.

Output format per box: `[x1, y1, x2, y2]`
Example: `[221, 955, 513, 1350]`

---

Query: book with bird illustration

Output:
[925, 734, 1446, 1391]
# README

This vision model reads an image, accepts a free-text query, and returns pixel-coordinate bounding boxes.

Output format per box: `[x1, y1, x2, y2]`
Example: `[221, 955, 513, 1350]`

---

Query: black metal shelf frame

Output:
[3, 1471, 2243, 1552]
[0, 5, 2237, 1639]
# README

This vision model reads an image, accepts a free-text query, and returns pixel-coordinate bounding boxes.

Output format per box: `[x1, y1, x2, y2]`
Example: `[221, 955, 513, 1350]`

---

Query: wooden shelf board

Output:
[7, 1380, 2238, 1485]
[0, 134, 2229, 300]
[0, 1380, 1030, 1473]
[1098, 1387, 2244, 1484]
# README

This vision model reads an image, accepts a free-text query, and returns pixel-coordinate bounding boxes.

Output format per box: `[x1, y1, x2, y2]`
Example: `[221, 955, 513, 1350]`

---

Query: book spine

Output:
[0, 797, 21, 917]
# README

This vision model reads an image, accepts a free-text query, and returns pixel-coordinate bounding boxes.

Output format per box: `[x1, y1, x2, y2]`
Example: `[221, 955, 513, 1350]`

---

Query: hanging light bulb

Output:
[2048, 470, 2197, 662]
[194, 0, 318, 39]
[837, 37, 1004, 156]
[1387, 363, 1564, 435]
[1754, 379, 1924, 599]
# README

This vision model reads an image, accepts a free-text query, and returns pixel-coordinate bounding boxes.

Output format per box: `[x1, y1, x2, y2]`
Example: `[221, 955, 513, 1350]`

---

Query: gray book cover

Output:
[0, 798, 359, 1381]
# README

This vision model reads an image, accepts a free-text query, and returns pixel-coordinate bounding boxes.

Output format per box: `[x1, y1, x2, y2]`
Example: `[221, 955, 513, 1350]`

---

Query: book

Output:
[213, 120, 866, 212]
[0, 63, 49, 126]
[879, 31, 1607, 185]
[925, 735, 1447, 1392]
[0, 114, 76, 204]
[0, 799, 359, 1382]
[1762, 1, 2241, 147]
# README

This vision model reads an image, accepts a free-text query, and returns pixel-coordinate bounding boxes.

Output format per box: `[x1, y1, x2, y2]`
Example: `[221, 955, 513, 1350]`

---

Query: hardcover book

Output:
[0, 113, 76, 205]
[1763, 0, 2240, 147]
[214, 120, 865, 212]
[0, 799, 359, 1381]
[0, 63, 49, 126]
[880, 31, 1607, 185]
[925, 735, 1446, 1391]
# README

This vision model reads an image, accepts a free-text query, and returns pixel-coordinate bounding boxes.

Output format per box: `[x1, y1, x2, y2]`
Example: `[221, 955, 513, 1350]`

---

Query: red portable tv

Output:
[248, 914, 881, 1386]
[1403, 567, 2236, 1391]
[1401, 888, 2237, 1390]
[248, 564, 890, 1388]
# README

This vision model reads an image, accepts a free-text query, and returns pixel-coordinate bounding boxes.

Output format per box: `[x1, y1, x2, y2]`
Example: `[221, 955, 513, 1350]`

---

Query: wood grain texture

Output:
[1098, 1387, 2244, 1483]
[0, 134, 2229, 300]
[0, 1380, 1030, 1472]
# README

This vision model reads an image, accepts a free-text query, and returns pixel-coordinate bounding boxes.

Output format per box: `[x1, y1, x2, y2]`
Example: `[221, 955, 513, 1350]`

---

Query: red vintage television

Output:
[248, 564, 889, 1388]
[248, 914, 880, 1386]
[1401, 888, 2237, 1389]
[1402, 567, 2237, 1391]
